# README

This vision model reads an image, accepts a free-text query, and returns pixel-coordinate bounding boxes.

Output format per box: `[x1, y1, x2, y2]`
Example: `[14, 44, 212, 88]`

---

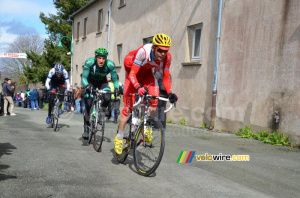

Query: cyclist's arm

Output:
[81, 58, 94, 87]
[107, 60, 119, 89]
[65, 79, 70, 91]
[63, 69, 70, 91]
[162, 53, 172, 94]
[45, 68, 55, 90]
[128, 48, 146, 89]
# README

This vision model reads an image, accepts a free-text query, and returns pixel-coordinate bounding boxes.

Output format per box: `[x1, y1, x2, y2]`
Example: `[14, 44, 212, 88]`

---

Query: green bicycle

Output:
[87, 88, 115, 152]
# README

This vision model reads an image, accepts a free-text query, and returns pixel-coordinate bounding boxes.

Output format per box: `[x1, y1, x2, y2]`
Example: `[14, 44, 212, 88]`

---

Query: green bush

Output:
[166, 119, 172, 123]
[236, 126, 253, 138]
[236, 126, 291, 147]
[179, 118, 186, 126]
[201, 123, 207, 128]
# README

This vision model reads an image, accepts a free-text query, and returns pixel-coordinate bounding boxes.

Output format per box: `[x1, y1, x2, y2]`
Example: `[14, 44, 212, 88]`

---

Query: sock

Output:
[117, 130, 124, 139]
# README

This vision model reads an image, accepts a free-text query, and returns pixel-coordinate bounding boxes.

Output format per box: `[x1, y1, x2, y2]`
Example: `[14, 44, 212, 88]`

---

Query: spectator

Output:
[108, 74, 123, 123]
[2, 78, 16, 116]
[29, 88, 39, 110]
[153, 71, 171, 130]
[80, 85, 85, 114]
[74, 86, 82, 114]
[20, 91, 25, 107]
[26, 88, 31, 108]
[37, 88, 44, 109]
[67, 85, 75, 113]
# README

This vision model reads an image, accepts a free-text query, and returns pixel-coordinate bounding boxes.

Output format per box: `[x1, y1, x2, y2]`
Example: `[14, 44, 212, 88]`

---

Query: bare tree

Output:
[0, 35, 44, 86]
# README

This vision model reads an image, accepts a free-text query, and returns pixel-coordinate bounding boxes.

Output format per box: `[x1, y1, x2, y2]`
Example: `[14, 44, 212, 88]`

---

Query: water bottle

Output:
[131, 117, 141, 133]
[92, 109, 97, 120]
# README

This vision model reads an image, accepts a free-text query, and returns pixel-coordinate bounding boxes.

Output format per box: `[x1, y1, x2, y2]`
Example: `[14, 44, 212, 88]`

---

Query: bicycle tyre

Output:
[133, 116, 165, 176]
[50, 115, 54, 128]
[93, 108, 105, 152]
[88, 105, 95, 145]
[53, 105, 59, 131]
[50, 104, 55, 128]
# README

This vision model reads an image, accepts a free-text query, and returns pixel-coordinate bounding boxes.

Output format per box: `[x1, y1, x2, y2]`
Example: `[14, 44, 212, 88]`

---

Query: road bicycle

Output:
[116, 94, 175, 176]
[50, 92, 64, 132]
[86, 88, 115, 152]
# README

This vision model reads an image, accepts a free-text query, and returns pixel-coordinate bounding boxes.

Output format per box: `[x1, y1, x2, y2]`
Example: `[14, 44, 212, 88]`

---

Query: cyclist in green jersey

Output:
[81, 48, 120, 140]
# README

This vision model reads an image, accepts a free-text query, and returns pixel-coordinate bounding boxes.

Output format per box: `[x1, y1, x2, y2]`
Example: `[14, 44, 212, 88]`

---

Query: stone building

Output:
[70, 0, 300, 145]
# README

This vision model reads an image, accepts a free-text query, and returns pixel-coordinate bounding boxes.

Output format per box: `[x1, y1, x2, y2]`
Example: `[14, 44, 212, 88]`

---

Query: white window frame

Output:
[83, 17, 88, 38]
[98, 9, 103, 33]
[76, 22, 80, 41]
[189, 24, 202, 61]
[117, 44, 123, 66]
[143, 36, 153, 45]
[119, 0, 126, 8]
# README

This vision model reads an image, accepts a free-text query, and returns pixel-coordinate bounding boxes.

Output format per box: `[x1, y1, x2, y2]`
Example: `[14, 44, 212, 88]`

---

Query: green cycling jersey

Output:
[81, 57, 119, 88]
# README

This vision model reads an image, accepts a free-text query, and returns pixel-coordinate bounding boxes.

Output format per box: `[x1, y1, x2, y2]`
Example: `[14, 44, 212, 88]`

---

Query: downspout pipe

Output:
[70, 19, 74, 86]
[210, 0, 223, 129]
[107, 0, 113, 54]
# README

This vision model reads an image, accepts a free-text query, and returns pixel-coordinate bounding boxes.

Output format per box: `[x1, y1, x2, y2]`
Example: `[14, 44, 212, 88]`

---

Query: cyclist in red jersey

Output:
[114, 33, 178, 155]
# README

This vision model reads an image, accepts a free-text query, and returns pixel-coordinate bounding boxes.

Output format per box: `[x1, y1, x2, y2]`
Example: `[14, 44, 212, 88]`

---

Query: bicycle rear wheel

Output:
[133, 116, 165, 176]
[93, 109, 105, 152]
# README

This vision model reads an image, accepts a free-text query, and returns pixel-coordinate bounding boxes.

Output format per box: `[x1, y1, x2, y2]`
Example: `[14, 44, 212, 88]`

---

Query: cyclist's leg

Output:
[114, 99, 120, 123]
[119, 78, 135, 132]
[58, 85, 66, 114]
[48, 83, 58, 117]
[82, 84, 94, 139]
[114, 78, 134, 154]
[98, 81, 111, 118]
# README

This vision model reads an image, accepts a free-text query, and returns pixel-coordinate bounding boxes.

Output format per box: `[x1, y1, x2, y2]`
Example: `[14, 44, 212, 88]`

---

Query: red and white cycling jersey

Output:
[125, 43, 172, 93]
[121, 43, 173, 116]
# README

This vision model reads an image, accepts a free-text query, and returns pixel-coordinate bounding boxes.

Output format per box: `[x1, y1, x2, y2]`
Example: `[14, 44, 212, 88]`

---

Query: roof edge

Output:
[70, 0, 97, 19]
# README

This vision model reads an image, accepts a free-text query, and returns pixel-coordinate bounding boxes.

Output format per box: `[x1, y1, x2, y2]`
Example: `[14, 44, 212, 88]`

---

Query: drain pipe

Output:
[70, 19, 74, 86]
[107, 0, 113, 54]
[210, 0, 223, 129]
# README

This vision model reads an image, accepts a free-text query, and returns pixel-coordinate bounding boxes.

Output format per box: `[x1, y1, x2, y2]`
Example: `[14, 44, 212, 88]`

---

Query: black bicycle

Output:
[87, 89, 115, 152]
[115, 94, 175, 176]
[50, 92, 64, 131]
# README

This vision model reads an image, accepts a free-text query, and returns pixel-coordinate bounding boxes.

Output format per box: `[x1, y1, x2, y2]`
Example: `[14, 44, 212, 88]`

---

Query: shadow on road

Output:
[0, 143, 17, 181]
[109, 148, 157, 177]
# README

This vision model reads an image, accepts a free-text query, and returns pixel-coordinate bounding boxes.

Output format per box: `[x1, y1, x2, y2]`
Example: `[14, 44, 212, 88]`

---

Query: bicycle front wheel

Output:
[88, 105, 96, 145]
[53, 105, 59, 131]
[133, 116, 165, 176]
[50, 115, 54, 128]
[93, 109, 105, 152]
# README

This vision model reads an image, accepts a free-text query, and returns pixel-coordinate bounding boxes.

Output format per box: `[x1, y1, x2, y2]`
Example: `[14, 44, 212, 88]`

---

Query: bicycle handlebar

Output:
[133, 95, 175, 113]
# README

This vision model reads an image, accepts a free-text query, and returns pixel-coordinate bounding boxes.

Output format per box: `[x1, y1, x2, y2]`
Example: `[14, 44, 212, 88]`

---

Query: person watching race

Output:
[114, 33, 178, 155]
[45, 63, 70, 124]
[81, 48, 119, 140]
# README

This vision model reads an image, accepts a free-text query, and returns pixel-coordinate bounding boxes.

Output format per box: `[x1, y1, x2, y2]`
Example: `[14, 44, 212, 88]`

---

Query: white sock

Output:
[117, 130, 124, 139]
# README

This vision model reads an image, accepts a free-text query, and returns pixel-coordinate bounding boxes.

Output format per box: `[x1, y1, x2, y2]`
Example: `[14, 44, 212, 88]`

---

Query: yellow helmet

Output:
[152, 33, 171, 48]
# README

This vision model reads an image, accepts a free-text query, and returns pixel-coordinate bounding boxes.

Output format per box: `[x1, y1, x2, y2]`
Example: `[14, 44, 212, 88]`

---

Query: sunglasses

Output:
[156, 48, 168, 53]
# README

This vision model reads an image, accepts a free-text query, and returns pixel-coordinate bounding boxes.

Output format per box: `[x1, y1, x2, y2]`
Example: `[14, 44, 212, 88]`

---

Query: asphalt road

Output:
[0, 107, 299, 198]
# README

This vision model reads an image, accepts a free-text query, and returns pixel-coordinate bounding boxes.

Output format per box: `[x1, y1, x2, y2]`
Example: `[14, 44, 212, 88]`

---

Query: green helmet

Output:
[95, 48, 108, 57]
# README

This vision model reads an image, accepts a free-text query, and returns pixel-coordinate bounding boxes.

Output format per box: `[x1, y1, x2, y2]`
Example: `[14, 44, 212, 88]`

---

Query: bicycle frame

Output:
[129, 94, 174, 145]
